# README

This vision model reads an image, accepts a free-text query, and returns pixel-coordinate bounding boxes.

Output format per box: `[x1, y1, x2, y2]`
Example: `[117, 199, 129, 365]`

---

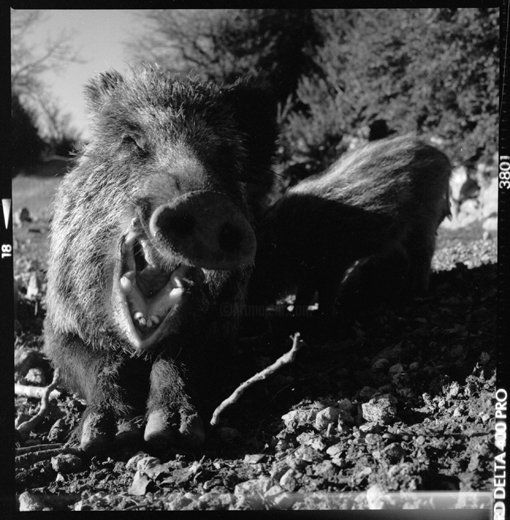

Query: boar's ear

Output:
[85, 71, 124, 112]
[225, 79, 278, 176]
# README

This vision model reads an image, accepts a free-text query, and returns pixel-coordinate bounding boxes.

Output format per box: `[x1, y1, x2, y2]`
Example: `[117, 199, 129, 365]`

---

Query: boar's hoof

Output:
[80, 412, 114, 454]
[179, 413, 206, 447]
[144, 409, 205, 449]
[144, 409, 179, 449]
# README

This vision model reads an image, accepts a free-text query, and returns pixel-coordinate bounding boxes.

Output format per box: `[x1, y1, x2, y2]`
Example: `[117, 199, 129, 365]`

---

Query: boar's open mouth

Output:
[111, 224, 207, 354]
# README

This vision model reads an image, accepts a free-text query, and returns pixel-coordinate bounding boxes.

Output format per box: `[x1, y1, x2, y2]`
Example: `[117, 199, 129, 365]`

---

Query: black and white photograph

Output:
[2, 5, 508, 516]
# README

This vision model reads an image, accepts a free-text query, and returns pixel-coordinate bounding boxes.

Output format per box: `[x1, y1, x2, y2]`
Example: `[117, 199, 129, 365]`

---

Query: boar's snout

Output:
[149, 191, 256, 270]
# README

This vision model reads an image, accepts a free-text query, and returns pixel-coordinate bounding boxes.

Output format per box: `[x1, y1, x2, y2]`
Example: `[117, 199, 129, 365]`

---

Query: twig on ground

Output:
[16, 443, 63, 454]
[16, 369, 60, 438]
[15, 443, 82, 468]
[210, 332, 305, 426]
[16, 447, 67, 467]
[15, 384, 61, 401]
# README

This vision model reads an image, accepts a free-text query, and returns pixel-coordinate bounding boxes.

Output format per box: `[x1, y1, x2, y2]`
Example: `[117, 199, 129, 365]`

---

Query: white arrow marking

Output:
[2, 199, 11, 229]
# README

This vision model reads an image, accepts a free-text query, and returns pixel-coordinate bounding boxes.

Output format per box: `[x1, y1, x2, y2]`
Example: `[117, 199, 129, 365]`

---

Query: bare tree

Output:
[129, 9, 320, 106]
[129, 10, 228, 76]
[11, 9, 83, 153]
[11, 10, 80, 100]
[38, 98, 80, 155]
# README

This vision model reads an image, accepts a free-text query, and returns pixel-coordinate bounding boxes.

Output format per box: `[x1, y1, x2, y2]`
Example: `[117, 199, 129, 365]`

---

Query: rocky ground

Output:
[13, 185, 497, 511]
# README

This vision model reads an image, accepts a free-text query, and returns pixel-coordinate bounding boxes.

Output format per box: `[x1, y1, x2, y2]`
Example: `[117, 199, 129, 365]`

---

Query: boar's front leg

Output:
[404, 223, 437, 295]
[144, 351, 207, 451]
[45, 328, 150, 453]
[335, 244, 410, 328]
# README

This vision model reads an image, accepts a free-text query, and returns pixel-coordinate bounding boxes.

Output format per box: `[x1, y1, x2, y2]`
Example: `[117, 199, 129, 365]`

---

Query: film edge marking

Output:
[2, 198, 11, 229]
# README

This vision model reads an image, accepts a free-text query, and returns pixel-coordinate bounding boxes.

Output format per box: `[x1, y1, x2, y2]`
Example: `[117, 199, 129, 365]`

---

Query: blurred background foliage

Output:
[12, 8, 499, 185]
[11, 10, 82, 174]
[132, 8, 499, 185]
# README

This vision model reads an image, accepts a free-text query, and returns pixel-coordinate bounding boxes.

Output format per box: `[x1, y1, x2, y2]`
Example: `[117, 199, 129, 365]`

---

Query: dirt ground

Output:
[13, 174, 497, 511]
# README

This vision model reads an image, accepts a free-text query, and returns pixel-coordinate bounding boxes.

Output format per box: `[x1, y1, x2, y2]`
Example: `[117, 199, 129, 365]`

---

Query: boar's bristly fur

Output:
[44, 66, 277, 452]
[250, 136, 451, 327]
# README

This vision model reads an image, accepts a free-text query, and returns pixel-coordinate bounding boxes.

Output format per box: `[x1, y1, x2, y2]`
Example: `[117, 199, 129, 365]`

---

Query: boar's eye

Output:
[123, 132, 148, 155]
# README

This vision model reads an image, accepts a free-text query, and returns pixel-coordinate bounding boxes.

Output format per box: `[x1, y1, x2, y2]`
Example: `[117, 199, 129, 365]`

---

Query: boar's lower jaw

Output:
[111, 229, 205, 354]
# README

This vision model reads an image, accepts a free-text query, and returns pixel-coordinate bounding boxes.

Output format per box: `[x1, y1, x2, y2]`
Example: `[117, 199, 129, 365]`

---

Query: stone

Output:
[314, 406, 340, 431]
[361, 394, 397, 425]
[136, 456, 162, 474]
[18, 491, 49, 511]
[282, 408, 317, 429]
[48, 418, 68, 442]
[243, 453, 265, 464]
[50, 453, 83, 474]
[13, 207, 32, 227]
[279, 468, 298, 491]
[382, 442, 405, 464]
[234, 477, 271, 509]
[24, 368, 46, 386]
[366, 483, 385, 509]
[125, 451, 151, 470]
[128, 471, 151, 496]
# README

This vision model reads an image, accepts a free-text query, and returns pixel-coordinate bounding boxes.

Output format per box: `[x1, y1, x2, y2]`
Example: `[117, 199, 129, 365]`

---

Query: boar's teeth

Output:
[145, 315, 161, 329]
[123, 235, 137, 272]
[120, 271, 136, 294]
[170, 265, 205, 288]
[133, 312, 147, 327]
[121, 270, 149, 326]
[124, 233, 137, 248]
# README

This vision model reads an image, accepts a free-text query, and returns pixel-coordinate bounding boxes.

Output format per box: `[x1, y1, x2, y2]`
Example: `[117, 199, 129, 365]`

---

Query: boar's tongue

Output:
[136, 266, 171, 298]
[120, 265, 204, 332]
[120, 230, 205, 333]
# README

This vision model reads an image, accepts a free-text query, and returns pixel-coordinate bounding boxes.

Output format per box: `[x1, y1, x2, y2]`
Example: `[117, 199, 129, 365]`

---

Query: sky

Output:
[13, 9, 149, 139]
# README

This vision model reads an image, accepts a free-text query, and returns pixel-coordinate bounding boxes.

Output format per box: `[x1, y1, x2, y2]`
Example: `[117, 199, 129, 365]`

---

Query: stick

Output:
[16, 369, 60, 437]
[15, 384, 61, 401]
[15, 383, 85, 407]
[15, 444, 82, 468]
[210, 333, 304, 426]
[16, 447, 66, 467]
[16, 443, 63, 454]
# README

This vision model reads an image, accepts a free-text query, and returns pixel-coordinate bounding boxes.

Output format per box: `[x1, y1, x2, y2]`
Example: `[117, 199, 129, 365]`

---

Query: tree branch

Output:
[16, 369, 61, 438]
